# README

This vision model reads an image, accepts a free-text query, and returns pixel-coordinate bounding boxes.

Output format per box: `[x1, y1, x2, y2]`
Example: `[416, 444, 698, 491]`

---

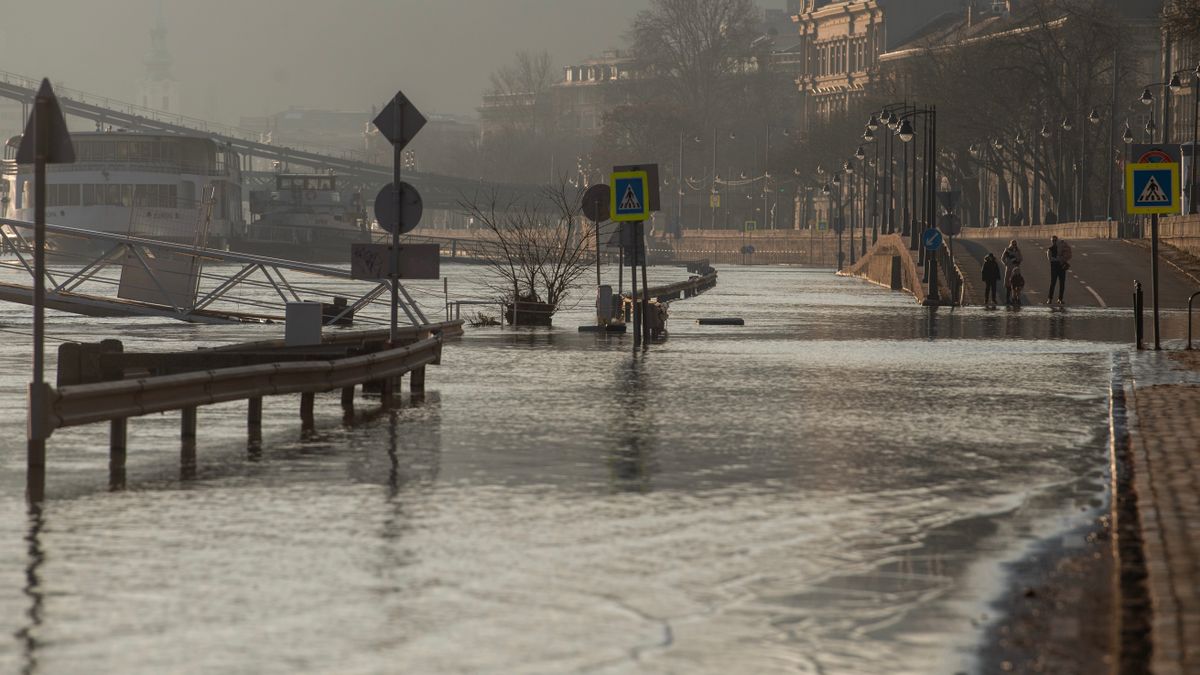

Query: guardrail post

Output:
[411, 366, 425, 394]
[381, 377, 394, 408]
[300, 392, 315, 429]
[341, 386, 355, 413]
[110, 418, 126, 490]
[180, 406, 197, 479]
[247, 397, 262, 442]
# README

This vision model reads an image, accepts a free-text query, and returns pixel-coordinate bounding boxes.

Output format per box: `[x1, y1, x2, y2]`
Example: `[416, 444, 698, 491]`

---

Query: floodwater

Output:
[0, 261, 1144, 674]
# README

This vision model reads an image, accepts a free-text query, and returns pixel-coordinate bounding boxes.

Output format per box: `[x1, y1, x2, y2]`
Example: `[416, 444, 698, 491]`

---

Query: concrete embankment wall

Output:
[659, 229, 842, 266]
[961, 221, 1119, 241]
[961, 216, 1200, 259]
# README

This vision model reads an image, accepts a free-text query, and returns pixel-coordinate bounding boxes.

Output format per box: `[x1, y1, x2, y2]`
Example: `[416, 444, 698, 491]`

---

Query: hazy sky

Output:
[0, 0, 707, 125]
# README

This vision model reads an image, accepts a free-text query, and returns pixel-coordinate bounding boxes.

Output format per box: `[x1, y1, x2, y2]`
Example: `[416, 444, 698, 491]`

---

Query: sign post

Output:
[611, 170, 651, 346]
[1127, 144, 1182, 350]
[16, 80, 75, 502]
[372, 90, 426, 343]
[922, 228, 943, 306]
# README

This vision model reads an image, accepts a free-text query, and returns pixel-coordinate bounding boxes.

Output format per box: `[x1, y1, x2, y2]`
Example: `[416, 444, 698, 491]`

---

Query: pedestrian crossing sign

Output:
[1127, 162, 1180, 215]
[610, 170, 650, 222]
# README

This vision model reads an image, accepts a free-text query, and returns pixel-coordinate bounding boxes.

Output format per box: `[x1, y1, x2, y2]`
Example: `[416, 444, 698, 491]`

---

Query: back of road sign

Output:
[1127, 162, 1180, 215]
[610, 171, 650, 222]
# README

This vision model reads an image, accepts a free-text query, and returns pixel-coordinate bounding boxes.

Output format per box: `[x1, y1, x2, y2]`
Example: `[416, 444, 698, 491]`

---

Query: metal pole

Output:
[390, 95, 401, 343]
[595, 218, 601, 288]
[872, 139, 879, 243]
[1152, 212, 1161, 350]
[631, 232, 640, 348]
[1108, 49, 1118, 221]
[640, 221, 651, 344]
[27, 93, 48, 502]
[711, 129, 717, 229]
[1192, 69, 1199, 214]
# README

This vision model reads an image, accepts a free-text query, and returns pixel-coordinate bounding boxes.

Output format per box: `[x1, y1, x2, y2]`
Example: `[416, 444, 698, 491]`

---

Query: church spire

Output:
[143, 0, 172, 82]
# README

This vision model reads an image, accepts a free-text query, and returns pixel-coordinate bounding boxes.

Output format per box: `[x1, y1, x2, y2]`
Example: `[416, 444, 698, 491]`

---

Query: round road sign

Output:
[581, 184, 611, 223]
[374, 181, 423, 234]
[922, 228, 943, 251]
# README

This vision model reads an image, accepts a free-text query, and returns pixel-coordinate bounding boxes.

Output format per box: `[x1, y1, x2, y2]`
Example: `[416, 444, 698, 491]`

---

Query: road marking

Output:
[1081, 283, 1106, 308]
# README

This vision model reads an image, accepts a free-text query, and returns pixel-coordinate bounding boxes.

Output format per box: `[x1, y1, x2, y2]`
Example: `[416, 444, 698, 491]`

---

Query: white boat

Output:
[1, 130, 244, 256]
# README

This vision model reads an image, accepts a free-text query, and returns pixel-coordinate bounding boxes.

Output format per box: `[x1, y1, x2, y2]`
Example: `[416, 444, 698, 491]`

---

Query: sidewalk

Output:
[1126, 349, 1200, 674]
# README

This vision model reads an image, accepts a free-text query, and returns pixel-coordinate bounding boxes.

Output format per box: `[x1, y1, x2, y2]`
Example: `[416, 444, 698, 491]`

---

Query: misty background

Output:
[0, 0, 707, 124]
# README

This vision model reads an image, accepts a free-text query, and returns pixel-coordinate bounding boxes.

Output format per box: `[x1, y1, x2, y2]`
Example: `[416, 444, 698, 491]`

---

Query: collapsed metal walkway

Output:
[0, 218, 429, 326]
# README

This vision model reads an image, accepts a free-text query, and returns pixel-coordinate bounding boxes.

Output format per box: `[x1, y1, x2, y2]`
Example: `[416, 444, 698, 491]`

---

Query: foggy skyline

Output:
[0, 0, 702, 125]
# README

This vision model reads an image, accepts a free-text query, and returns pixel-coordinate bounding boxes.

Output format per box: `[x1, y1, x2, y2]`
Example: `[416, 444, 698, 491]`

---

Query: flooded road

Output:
[0, 264, 1138, 673]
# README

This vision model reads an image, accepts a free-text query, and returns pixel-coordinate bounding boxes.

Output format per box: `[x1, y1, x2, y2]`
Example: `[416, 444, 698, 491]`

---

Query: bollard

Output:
[180, 407, 197, 479]
[110, 418, 127, 490]
[247, 397, 263, 442]
[1188, 291, 1200, 350]
[1134, 281, 1144, 350]
[300, 392, 315, 429]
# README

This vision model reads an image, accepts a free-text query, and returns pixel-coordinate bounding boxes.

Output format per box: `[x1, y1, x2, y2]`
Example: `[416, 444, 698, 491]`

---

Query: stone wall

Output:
[959, 217, 1200, 261]
[658, 229, 844, 266]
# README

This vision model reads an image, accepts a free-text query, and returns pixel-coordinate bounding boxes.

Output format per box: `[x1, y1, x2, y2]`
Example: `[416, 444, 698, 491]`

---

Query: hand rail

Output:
[47, 336, 442, 431]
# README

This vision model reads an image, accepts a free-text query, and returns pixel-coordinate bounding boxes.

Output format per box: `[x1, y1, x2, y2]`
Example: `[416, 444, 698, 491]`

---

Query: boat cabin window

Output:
[277, 176, 336, 192]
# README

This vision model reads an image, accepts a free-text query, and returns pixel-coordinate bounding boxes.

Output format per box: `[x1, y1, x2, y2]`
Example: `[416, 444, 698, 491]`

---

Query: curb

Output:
[1110, 352, 1152, 673]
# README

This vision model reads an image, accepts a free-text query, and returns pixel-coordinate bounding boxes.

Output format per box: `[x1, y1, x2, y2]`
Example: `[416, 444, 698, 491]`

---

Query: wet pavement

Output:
[0, 263, 1168, 673]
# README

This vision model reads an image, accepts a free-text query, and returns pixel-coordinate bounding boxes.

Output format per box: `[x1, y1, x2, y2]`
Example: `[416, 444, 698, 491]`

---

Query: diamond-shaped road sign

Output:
[372, 90, 426, 150]
[16, 79, 75, 165]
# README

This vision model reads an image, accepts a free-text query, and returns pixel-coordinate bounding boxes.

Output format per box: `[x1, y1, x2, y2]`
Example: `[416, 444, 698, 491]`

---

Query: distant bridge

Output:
[0, 70, 546, 210]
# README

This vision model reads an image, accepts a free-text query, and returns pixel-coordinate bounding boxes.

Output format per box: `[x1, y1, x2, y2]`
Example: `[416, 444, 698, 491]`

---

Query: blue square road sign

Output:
[610, 171, 650, 222]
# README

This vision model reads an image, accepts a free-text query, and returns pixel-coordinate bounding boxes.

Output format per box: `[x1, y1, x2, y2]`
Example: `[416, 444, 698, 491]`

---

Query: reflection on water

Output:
[0, 264, 1125, 674]
[16, 505, 44, 675]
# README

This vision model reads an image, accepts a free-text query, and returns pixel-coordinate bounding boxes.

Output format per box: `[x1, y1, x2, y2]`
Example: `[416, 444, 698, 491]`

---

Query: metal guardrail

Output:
[206, 320, 463, 352]
[636, 272, 719, 302]
[46, 336, 441, 431]
[25, 323, 460, 499]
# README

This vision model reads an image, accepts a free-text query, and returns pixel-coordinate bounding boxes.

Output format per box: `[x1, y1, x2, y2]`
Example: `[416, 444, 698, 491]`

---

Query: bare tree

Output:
[628, 0, 761, 130]
[488, 50, 556, 99]
[880, 0, 1128, 225]
[1164, 0, 1200, 41]
[458, 181, 596, 325]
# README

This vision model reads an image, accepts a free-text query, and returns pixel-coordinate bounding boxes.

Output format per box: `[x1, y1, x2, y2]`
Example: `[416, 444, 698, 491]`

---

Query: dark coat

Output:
[982, 256, 1001, 282]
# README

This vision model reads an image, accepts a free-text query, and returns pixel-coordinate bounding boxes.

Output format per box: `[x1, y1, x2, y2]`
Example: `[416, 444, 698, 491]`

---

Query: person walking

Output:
[981, 252, 1001, 307]
[1045, 235, 1068, 304]
[1001, 240, 1022, 305]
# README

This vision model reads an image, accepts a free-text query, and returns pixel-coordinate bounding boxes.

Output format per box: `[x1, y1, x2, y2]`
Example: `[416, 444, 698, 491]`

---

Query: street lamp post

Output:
[898, 106, 940, 296]
[710, 129, 736, 228]
[856, 145, 868, 255]
[864, 117, 880, 244]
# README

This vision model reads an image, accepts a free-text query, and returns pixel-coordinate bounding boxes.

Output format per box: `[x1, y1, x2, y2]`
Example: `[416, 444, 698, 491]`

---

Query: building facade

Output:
[790, 0, 961, 131]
